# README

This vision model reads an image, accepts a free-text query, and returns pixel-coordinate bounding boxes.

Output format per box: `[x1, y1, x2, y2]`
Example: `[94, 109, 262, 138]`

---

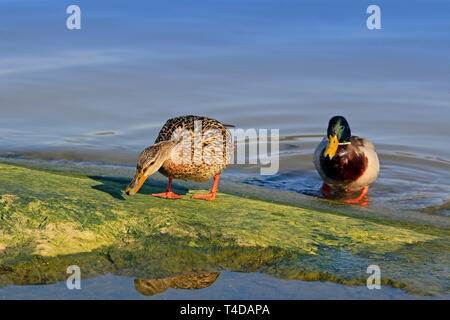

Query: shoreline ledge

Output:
[0, 161, 448, 296]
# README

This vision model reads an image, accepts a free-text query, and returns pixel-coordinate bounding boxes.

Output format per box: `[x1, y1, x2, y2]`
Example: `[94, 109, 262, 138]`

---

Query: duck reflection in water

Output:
[134, 272, 220, 297]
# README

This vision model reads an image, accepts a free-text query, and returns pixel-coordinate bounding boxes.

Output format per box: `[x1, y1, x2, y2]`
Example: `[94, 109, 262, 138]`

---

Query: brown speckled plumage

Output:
[155, 115, 233, 182]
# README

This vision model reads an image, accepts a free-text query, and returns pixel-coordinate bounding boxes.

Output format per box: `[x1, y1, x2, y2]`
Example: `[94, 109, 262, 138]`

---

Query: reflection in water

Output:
[134, 272, 220, 297]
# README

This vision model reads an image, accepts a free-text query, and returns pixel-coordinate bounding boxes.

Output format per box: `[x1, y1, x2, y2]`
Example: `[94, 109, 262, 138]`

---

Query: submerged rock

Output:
[0, 161, 448, 296]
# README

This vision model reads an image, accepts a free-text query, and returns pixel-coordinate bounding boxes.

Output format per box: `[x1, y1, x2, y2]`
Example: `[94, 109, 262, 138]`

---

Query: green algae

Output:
[0, 161, 448, 296]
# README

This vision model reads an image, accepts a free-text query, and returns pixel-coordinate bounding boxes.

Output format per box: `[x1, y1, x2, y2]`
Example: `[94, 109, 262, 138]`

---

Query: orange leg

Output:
[192, 174, 220, 201]
[319, 183, 331, 198]
[343, 186, 369, 204]
[152, 177, 182, 199]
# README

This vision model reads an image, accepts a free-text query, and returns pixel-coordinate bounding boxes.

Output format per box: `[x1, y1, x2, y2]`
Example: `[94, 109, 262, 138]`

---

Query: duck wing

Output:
[350, 136, 376, 152]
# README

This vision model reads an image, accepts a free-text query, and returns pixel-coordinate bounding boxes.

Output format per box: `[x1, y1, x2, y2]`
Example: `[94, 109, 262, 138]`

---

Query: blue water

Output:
[0, 0, 448, 153]
[1, 271, 445, 300]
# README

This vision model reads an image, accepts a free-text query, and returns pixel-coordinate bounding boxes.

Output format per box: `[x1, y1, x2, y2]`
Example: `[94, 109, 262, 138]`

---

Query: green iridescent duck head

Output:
[324, 115, 351, 159]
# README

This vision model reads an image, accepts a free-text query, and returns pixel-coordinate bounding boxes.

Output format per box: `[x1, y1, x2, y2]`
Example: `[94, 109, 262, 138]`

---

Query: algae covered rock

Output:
[0, 161, 448, 296]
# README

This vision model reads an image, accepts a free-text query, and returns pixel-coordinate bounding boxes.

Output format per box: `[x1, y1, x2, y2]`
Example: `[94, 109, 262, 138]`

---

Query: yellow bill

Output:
[125, 172, 148, 196]
[324, 135, 339, 159]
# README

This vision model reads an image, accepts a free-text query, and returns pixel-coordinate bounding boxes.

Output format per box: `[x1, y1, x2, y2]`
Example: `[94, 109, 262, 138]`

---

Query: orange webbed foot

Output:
[152, 191, 182, 199]
[191, 193, 216, 201]
[192, 174, 220, 201]
[343, 186, 369, 206]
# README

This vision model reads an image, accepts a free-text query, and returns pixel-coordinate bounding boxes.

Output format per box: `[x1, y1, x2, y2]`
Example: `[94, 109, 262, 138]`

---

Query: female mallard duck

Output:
[125, 115, 233, 200]
[313, 116, 379, 203]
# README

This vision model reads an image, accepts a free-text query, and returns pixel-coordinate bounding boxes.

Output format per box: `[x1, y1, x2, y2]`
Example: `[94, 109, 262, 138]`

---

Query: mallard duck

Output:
[125, 115, 233, 200]
[313, 116, 379, 203]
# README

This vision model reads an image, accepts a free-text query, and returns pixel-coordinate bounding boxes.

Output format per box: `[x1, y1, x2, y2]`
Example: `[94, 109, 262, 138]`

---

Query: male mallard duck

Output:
[125, 115, 233, 200]
[313, 116, 379, 203]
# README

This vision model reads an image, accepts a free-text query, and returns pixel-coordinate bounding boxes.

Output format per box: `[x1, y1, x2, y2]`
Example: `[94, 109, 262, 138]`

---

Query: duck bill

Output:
[125, 173, 148, 196]
[324, 135, 339, 159]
